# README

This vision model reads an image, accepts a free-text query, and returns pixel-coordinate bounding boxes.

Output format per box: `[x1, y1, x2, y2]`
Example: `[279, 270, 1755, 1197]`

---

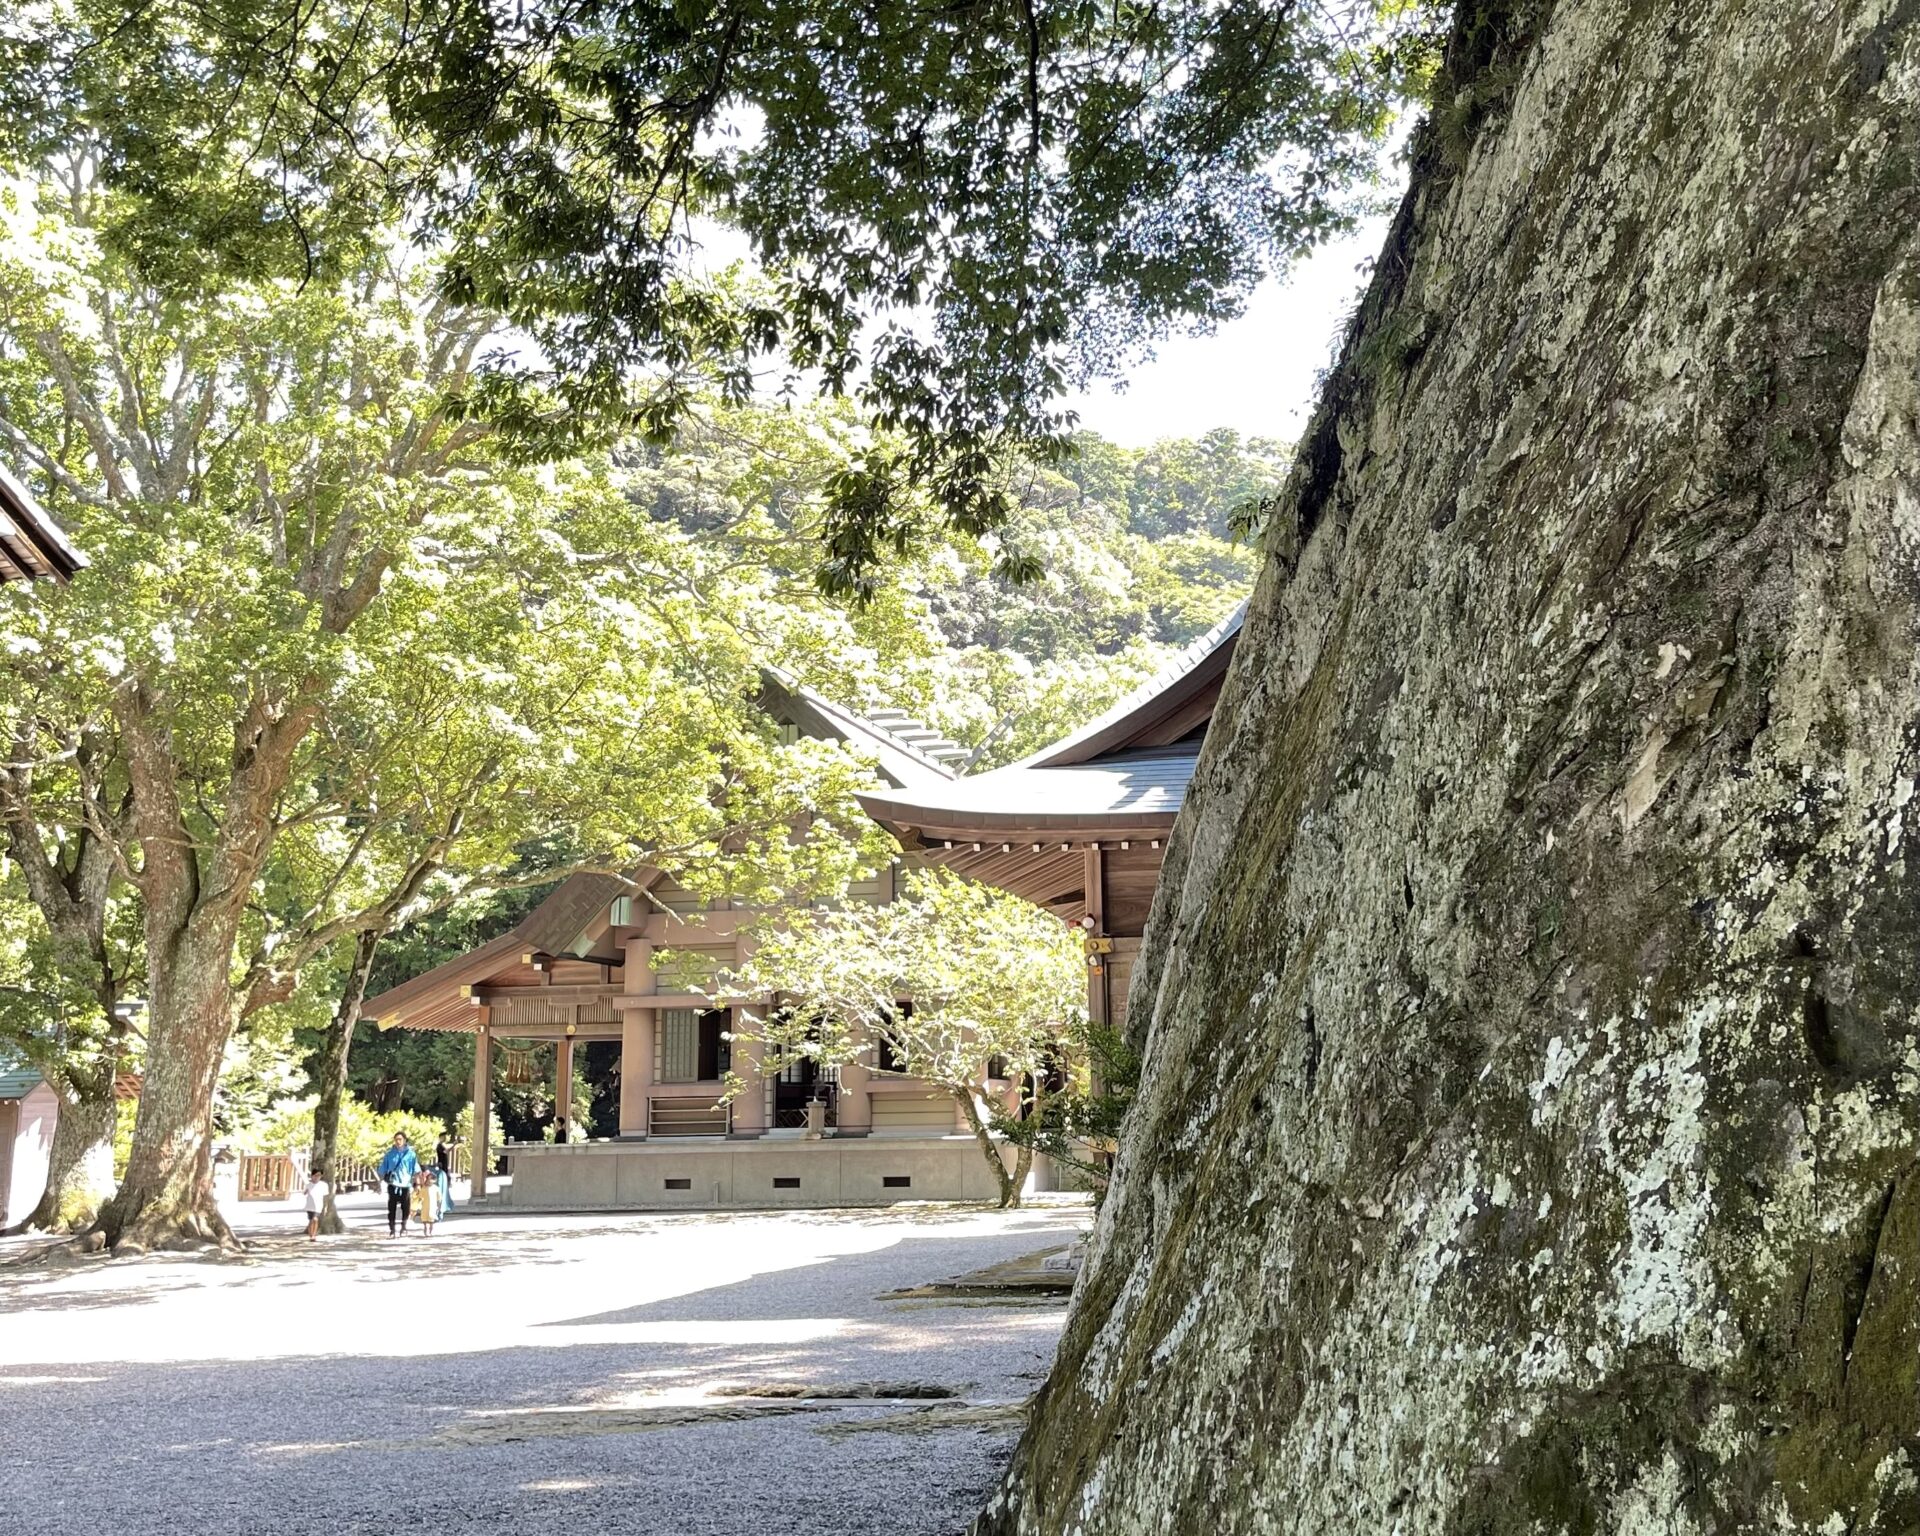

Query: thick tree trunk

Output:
[308, 929, 381, 1236]
[10, 1079, 115, 1234]
[981, 4, 1920, 1533]
[89, 935, 239, 1255]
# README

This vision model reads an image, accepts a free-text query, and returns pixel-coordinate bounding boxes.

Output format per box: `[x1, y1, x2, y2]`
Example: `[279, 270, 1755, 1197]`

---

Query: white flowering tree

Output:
[719, 869, 1086, 1208]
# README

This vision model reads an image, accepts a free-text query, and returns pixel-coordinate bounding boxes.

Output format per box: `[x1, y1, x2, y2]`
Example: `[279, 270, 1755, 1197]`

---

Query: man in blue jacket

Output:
[378, 1132, 420, 1237]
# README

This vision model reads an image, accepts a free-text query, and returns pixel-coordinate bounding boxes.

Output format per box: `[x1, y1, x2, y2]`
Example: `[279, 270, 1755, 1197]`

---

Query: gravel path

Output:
[0, 1198, 1088, 1536]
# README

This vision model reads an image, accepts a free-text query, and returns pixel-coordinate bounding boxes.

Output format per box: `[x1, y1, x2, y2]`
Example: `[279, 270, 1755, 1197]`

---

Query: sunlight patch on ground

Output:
[0, 1205, 1086, 1369]
[0, 1205, 1092, 1536]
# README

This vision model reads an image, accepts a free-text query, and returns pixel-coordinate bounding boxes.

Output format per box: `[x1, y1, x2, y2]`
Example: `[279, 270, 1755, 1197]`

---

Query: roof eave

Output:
[363, 870, 646, 1027]
[1020, 603, 1244, 769]
[0, 463, 86, 582]
[859, 794, 1180, 841]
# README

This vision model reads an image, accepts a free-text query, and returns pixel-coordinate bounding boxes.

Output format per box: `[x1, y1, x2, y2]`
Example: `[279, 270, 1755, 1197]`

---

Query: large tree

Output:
[0, 160, 888, 1253]
[981, 3, 1920, 1532]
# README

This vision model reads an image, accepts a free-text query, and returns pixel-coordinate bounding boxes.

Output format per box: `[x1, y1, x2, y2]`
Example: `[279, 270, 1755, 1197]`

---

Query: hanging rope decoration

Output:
[501, 1043, 538, 1087]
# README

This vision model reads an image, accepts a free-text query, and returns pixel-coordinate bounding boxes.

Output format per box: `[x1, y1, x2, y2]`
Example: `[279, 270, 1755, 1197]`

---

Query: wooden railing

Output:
[236, 1152, 302, 1201]
[257, 1136, 470, 1198]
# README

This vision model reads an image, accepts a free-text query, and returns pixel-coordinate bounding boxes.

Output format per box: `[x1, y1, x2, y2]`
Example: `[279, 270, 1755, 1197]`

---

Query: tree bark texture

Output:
[93, 928, 240, 1254]
[82, 677, 320, 1255]
[307, 928, 382, 1237]
[958, 1087, 1024, 1208]
[980, 4, 1920, 1533]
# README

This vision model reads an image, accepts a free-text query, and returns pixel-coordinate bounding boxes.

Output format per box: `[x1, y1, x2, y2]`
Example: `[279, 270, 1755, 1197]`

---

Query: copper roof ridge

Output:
[759, 666, 957, 784]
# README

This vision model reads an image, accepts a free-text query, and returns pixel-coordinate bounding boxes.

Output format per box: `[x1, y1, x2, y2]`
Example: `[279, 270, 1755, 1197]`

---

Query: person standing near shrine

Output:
[377, 1132, 419, 1237]
[411, 1166, 441, 1236]
[434, 1133, 455, 1213]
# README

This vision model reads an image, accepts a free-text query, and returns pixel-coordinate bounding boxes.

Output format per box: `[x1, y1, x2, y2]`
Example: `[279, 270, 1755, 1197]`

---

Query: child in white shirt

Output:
[304, 1173, 330, 1241]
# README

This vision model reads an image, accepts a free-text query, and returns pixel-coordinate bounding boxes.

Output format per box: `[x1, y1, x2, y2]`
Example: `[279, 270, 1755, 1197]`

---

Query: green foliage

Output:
[238, 1094, 448, 1168]
[718, 868, 1085, 1206]
[112, 1094, 135, 1181]
[344, 1021, 474, 1127]
[628, 401, 1264, 771]
[719, 868, 1086, 1099]
[992, 1020, 1140, 1198]
[0, 154, 907, 1232]
[0, 875, 124, 1089]
[0, 0, 1434, 591]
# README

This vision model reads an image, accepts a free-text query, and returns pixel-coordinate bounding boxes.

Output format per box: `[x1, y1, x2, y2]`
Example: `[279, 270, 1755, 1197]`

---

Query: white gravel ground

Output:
[0, 1196, 1088, 1536]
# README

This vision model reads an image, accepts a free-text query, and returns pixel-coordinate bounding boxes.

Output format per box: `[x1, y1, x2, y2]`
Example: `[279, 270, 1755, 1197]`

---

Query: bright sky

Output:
[698, 180, 1403, 454]
[1059, 211, 1395, 449]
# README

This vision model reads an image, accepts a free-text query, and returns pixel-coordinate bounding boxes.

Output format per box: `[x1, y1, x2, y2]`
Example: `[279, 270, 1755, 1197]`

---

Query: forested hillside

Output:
[626, 404, 1271, 770]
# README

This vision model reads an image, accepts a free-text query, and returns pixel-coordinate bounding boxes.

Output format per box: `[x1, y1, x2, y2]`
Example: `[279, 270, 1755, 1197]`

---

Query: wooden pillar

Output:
[838, 1049, 872, 1137]
[556, 1032, 575, 1141]
[621, 934, 655, 1138]
[1084, 844, 1110, 1026]
[619, 1007, 654, 1136]
[472, 1015, 492, 1198]
[730, 1010, 769, 1136]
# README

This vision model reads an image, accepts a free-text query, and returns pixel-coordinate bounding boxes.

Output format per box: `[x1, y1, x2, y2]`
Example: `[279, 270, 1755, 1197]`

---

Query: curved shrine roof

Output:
[859, 602, 1243, 841]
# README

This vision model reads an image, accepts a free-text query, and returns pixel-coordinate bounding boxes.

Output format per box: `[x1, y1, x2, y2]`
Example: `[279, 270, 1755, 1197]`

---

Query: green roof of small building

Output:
[0, 1053, 45, 1100]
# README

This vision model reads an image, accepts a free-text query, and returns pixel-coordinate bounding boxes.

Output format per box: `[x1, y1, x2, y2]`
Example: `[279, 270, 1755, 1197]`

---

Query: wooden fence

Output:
[236, 1143, 471, 1200]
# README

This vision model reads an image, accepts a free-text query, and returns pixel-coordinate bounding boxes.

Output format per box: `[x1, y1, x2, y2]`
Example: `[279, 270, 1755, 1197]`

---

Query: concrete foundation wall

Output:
[501, 1134, 1013, 1211]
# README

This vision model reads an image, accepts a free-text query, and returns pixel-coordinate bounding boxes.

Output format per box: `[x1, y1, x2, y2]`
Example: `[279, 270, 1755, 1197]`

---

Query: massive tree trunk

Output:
[78, 687, 321, 1257]
[11, 1076, 115, 1234]
[91, 932, 240, 1254]
[308, 929, 381, 1236]
[981, 4, 1920, 1533]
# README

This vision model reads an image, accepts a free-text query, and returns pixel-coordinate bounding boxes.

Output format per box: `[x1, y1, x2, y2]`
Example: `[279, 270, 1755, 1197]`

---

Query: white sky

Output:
[1059, 211, 1394, 449]
[699, 192, 1401, 453]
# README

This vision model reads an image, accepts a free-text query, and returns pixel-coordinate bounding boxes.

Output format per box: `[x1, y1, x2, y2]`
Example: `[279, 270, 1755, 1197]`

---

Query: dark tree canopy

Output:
[0, 0, 1429, 592]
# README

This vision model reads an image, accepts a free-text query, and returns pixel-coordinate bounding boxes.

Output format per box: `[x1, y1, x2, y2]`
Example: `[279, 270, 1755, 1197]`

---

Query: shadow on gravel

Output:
[0, 1231, 532, 1305]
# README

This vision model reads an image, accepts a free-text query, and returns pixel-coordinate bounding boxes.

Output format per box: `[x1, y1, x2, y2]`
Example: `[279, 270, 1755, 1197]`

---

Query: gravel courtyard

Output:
[0, 1198, 1088, 1536]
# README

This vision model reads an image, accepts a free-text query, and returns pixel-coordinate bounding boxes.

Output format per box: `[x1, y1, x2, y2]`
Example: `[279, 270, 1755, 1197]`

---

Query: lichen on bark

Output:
[978, 2, 1920, 1532]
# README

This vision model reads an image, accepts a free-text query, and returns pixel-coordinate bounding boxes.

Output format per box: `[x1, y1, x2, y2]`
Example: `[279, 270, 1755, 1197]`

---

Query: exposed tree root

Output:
[59, 1186, 245, 1262]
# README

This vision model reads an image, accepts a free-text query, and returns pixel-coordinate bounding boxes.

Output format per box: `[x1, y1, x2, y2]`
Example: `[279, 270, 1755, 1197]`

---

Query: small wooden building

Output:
[0, 464, 85, 583]
[858, 604, 1244, 1034]
[0, 1059, 60, 1229]
[0, 1056, 127, 1227]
